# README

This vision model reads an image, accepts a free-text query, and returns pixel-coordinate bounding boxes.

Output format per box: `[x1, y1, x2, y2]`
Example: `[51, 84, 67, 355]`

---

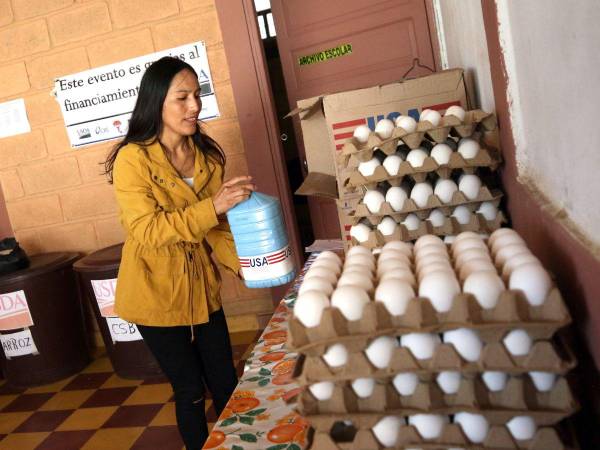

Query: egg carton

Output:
[292, 336, 576, 384]
[288, 289, 570, 355]
[342, 147, 502, 188]
[350, 212, 507, 247]
[307, 420, 574, 450]
[340, 110, 497, 160]
[297, 374, 577, 418]
[349, 187, 503, 221]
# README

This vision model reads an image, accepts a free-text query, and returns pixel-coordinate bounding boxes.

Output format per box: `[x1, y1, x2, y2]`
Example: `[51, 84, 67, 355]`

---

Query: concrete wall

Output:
[433, 0, 495, 112]
[0, 0, 249, 255]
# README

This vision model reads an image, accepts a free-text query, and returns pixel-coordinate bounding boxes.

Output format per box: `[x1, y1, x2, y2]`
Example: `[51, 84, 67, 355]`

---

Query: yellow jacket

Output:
[112, 139, 240, 326]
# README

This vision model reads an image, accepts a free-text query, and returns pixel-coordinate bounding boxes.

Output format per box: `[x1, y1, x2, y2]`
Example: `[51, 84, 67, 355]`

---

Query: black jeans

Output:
[137, 309, 238, 450]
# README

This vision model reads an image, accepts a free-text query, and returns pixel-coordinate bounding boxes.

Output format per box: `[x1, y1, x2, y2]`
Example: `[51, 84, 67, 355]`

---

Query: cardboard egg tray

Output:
[306, 418, 574, 450]
[288, 288, 570, 355]
[297, 374, 577, 418]
[351, 211, 507, 247]
[340, 109, 497, 160]
[292, 335, 576, 384]
[342, 146, 502, 188]
[350, 186, 503, 221]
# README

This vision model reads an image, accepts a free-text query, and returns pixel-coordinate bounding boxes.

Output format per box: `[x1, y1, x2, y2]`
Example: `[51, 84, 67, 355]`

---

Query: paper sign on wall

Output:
[0, 99, 31, 139]
[0, 328, 38, 359]
[0, 290, 34, 331]
[54, 41, 220, 148]
[91, 278, 117, 318]
[106, 317, 143, 343]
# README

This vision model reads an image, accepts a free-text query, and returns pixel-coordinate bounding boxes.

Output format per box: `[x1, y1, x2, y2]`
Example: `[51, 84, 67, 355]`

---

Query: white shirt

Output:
[182, 177, 194, 188]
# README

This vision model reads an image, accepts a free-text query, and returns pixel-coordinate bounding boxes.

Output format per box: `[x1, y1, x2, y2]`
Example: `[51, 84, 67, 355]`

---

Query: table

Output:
[203, 255, 318, 450]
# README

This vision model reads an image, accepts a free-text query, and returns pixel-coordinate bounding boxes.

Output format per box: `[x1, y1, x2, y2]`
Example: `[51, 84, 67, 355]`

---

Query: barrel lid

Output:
[0, 252, 80, 286]
[226, 192, 279, 218]
[73, 243, 123, 273]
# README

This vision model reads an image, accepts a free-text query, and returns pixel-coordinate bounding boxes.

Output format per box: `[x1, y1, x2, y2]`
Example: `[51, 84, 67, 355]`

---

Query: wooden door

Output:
[270, 0, 439, 238]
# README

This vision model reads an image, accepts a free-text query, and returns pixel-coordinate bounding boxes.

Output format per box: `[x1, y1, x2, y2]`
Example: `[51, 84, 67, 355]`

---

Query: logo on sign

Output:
[0, 291, 34, 331]
[77, 127, 91, 139]
[239, 247, 292, 268]
[91, 279, 117, 318]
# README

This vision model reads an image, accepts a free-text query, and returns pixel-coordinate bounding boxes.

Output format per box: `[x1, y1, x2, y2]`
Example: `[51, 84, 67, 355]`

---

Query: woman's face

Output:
[160, 69, 202, 141]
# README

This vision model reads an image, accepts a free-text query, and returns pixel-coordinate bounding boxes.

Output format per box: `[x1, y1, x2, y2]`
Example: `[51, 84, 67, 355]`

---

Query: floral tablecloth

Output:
[203, 254, 319, 450]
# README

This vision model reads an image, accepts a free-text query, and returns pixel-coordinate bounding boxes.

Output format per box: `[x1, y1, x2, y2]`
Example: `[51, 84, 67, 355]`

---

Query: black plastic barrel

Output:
[0, 253, 89, 387]
[73, 244, 162, 379]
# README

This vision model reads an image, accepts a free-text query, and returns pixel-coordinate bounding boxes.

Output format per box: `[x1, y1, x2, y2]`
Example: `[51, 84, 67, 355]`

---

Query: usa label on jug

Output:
[238, 245, 294, 281]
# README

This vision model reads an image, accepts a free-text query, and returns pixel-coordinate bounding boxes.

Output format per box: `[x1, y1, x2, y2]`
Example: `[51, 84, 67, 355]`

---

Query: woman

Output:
[104, 56, 255, 449]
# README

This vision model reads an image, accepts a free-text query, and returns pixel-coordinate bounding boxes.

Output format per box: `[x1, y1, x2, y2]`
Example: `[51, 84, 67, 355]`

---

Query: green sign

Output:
[298, 43, 353, 66]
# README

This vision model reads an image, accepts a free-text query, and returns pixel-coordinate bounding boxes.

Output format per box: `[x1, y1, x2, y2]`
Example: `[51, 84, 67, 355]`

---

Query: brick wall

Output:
[0, 0, 250, 255]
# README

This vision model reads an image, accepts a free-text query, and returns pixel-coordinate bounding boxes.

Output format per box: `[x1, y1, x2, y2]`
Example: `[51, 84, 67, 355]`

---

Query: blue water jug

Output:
[226, 192, 296, 288]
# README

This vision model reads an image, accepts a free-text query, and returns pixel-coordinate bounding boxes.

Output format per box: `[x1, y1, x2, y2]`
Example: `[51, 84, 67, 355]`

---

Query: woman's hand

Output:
[212, 176, 255, 215]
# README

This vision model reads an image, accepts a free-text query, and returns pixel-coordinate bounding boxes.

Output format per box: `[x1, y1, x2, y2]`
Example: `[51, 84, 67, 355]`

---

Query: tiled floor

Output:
[0, 329, 262, 450]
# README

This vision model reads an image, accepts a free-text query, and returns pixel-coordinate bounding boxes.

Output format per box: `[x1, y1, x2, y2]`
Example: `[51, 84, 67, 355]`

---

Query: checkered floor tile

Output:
[0, 329, 262, 449]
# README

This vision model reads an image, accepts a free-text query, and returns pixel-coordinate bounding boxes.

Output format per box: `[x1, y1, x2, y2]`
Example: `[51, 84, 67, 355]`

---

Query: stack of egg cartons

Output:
[289, 229, 578, 450]
[339, 106, 506, 249]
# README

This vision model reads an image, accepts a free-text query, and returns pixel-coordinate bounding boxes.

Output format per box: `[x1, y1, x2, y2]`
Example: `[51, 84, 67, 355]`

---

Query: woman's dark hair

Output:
[104, 56, 225, 183]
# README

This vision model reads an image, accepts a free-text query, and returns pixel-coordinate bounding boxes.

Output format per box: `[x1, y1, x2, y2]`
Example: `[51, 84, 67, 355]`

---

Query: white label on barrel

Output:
[0, 290, 34, 331]
[106, 317, 142, 343]
[91, 278, 117, 318]
[0, 328, 38, 359]
[238, 245, 294, 281]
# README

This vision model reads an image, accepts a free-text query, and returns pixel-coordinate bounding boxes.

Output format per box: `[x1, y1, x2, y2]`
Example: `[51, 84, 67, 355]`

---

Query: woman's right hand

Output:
[212, 176, 255, 215]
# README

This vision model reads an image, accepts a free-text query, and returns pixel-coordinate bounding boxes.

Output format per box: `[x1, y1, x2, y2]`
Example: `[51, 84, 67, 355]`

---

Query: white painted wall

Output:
[433, 0, 495, 112]
[496, 0, 600, 246]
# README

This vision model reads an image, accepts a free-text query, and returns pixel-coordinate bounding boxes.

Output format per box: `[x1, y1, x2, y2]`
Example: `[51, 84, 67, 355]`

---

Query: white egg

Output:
[453, 230, 483, 244]
[445, 105, 466, 121]
[443, 328, 483, 362]
[489, 228, 524, 249]
[414, 234, 445, 251]
[411, 182, 434, 208]
[463, 272, 505, 309]
[304, 266, 338, 285]
[434, 179, 459, 204]
[454, 247, 491, 269]
[457, 138, 480, 159]
[529, 371, 557, 392]
[458, 259, 497, 282]
[503, 329, 533, 356]
[331, 285, 370, 321]
[458, 174, 482, 200]
[353, 124, 371, 143]
[346, 245, 373, 258]
[415, 250, 450, 267]
[293, 290, 330, 327]
[430, 143, 453, 165]
[358, 157, 382, 177]
[427, 208, 446, 227]
[494, 243, 530, 268]
[420, 109, 441, 126]
[454, 412, 489, 443]
[436, 371, 462, 394]
[507, 416, 537, 441]
[372, 415, 402, 447]
[444, 235, 456, 243]
[365, 336, 397, 369]
[363, 189, 386, 213]
[451, 237, 488, 256]
[315, 250, 342, 265]
[395, 115, 418, 133]
[406, 148, 429, 168]
[375, 118, 395, 139]
[409, 414, 449, 440]
[400, 333, 441, 360]
[379, 268, 416, 287]
[491, 235, 529, 259]
[337, 272, 374, 293]
[298, 276, 334, 297]
[309, 381, 334, 400]
[350, 223, 371, 243]
[509, 263, 552, 306]
[419, 271, 460, 313]
[377, 251, 411, 267]
[501, 254, 540, 280]
[402, 213, 421, 231]
[393, 372, 419, 396]
[477, 201, 498, 221]
[452, 205, 472, 225]
[381, 241, 413, 258]
[377, 216, 398, 236]
[351, 377, 375, 398]
[386, 186, 409, 211]
[375, 279, 414, 316]
[322, 343, 348, 367]
[383, 154, 403, 176]
[344, 253, 375, 270]
[418, 263, 455, 280]
[482, 371, 508, 391]
[309, 260, 342, 277]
